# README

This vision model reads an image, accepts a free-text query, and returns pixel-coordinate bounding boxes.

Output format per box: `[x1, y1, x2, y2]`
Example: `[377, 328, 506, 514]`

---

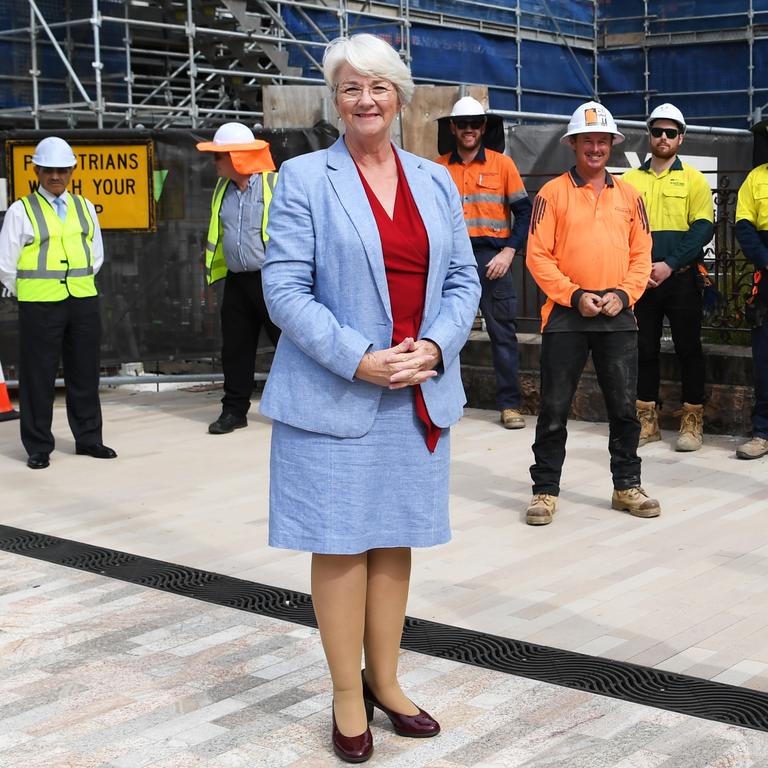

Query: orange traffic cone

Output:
[0, 361, 19, 422]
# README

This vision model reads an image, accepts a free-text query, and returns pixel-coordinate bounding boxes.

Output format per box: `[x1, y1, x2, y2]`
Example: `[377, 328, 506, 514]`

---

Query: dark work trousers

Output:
[635, 268, 704, 405]
[220, 270, 281, 418]
[530, 330, 642, 496]
[752, 320, 768, 438]
[18, 295, 103, 455]
[474, 247, 521, 409]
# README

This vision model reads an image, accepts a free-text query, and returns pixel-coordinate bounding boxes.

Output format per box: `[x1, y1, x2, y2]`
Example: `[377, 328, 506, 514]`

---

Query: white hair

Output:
[323, 34, 415, 106]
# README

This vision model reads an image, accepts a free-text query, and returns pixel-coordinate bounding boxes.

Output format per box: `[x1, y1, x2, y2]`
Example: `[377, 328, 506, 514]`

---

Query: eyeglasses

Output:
[452, 118, 485, 130]
[337, 83, 395, 102]
[650, 126, 680, 139]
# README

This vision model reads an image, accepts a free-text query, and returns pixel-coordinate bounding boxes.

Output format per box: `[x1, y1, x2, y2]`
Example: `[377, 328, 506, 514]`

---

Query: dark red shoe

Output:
[332, 703, 373, 763]
[362, 671, 440, 738]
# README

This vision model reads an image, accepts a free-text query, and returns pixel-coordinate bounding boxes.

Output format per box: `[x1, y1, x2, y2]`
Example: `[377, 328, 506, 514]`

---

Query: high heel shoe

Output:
[361, 670, 440, 738]
[332, 701, 374, 763]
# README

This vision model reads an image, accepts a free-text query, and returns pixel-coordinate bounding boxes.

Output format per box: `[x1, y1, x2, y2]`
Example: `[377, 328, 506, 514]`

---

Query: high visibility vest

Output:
[204, 171, 277, 286]
[17, 192, 97, 302]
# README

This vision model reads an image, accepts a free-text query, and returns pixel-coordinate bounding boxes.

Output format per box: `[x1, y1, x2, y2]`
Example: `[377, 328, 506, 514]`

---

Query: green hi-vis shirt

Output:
[622, 157, 714, 270]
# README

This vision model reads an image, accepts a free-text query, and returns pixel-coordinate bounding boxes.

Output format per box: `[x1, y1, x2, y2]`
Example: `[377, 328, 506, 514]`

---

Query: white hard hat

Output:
[647, 103, 686, 132]
[31, 137, 77, 168]
[450, 96, 486, 119]
[211, 122, 257, 146]
[196, 121, 267, 152]
[560, 101, 625, 145]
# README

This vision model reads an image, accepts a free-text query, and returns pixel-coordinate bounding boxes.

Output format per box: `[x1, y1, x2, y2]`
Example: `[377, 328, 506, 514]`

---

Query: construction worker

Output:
[0, 136, 116, 469]
[734, 159, 768, 459]
[196, 123, 280, 435]
[525, 101, 661, 525]
[436, 97, 532, 429]
[622, 104, 714, 451]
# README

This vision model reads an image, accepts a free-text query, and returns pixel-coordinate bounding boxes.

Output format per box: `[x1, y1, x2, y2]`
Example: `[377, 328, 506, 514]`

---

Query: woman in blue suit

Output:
[261, 33, 480, 763]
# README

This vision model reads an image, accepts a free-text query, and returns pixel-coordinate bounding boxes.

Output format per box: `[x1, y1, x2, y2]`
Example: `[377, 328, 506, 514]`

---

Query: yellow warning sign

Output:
[6, 140, 155, 231]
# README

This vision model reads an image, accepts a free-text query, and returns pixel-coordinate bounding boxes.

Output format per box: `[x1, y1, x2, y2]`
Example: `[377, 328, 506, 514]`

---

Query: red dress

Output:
[355, 151, 442, 452]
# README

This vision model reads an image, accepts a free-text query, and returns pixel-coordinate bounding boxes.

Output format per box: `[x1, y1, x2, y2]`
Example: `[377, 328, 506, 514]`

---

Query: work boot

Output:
[612, 487, 661, 518]
[675, 402, 704, 452]
[526, 494, 558, 525]
[736, 436, 768, 460]
[208, 412, 248, 434]
[636, 400, 660, 446]
[500, 408, 525, 430]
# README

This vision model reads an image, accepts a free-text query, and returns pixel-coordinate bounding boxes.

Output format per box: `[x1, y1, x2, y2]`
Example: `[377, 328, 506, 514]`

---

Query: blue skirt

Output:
[268, 387, 451, 555]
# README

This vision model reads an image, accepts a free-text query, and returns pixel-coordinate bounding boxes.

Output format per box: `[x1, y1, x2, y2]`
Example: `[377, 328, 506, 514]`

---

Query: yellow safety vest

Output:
[17, 192, 97, 302]
[204, 171, 277, 286]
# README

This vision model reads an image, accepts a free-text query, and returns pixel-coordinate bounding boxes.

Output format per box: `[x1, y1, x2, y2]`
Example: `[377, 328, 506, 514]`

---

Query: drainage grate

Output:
[2, 524, 767, 732]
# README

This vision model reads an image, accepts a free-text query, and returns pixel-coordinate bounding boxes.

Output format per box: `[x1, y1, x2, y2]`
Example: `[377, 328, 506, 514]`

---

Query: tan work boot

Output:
[501, 408, 525, 429]
[736, 436, 768, 460]
[612, 487, 661, 518]
[636, 400, 660, 446]
[526, 494, 558, 525]
[675, 402, 704, 452]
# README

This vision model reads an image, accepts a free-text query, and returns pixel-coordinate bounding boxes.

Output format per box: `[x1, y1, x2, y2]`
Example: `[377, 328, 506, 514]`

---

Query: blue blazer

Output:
[260, 137, 481, 438]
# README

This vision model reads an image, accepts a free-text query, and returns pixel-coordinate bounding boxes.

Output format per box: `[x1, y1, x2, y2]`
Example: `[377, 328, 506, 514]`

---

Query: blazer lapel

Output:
[326, 138, 392, 318]
[395, 146, 443, 327]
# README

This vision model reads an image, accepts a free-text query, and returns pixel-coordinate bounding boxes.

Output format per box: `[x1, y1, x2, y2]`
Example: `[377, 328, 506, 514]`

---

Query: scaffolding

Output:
[0, 0, 598, 129]
[3, 1, 766, 131]
[598, 0, 768, 128]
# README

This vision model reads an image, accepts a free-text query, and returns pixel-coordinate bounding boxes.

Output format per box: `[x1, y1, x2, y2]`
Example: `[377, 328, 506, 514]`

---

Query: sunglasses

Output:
[213, 152, 228, 161]
[650, 126, 680, 139]
[453, 118, 485, 130]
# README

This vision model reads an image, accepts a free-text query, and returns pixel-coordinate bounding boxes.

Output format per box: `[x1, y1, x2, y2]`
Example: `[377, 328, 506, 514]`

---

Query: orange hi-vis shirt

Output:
[436, 146, 530, 249]
[527, 167, 652, 331]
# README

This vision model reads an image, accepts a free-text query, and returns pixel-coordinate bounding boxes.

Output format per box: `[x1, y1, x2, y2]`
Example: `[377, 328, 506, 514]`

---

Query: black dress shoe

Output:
[208, 413, 248, 434]
[75, 443, 117, 459]
[27, 453, 50, 470]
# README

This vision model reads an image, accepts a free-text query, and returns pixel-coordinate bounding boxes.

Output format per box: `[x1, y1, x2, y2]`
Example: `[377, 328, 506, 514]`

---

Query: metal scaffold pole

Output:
[643, 0, 650, 116]
[124, 2, 134, 129]
[29, 4, 40, 130]
[186, 0, 198, 129]
[91, 0, 104, 129]
[593, 0, 598, 101]
[515, 0, 522, 112]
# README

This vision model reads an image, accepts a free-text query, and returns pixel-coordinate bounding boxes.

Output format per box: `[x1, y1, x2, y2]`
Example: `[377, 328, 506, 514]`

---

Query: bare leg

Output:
[363, 547, 418, 715]
[311, 552, 368, 736]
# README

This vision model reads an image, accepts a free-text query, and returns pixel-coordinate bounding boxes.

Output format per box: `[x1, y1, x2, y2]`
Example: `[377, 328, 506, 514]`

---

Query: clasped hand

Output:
[578, 291, 623, 318]
[355, 337, 441, 389]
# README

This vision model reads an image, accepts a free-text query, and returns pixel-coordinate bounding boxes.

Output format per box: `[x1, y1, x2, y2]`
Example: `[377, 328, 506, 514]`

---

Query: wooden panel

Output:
[263, 83, 488, 161]
[401, 85, 488, 160]
[262, 85, 334, 129]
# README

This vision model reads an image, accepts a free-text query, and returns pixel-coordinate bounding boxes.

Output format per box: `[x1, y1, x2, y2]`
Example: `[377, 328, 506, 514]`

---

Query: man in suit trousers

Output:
[196, 122, 280, 435]
[0, 136, 116, 470]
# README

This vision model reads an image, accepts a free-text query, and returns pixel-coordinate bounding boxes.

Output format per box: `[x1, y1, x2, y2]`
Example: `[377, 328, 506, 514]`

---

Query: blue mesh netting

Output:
[649, 43, 748, 93]
[598, 48, 645, 94]
[520, 39, 594, 97]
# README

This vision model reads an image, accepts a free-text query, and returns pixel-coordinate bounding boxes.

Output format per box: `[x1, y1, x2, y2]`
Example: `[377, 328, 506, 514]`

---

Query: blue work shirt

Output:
[220, 174, 267, 272]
